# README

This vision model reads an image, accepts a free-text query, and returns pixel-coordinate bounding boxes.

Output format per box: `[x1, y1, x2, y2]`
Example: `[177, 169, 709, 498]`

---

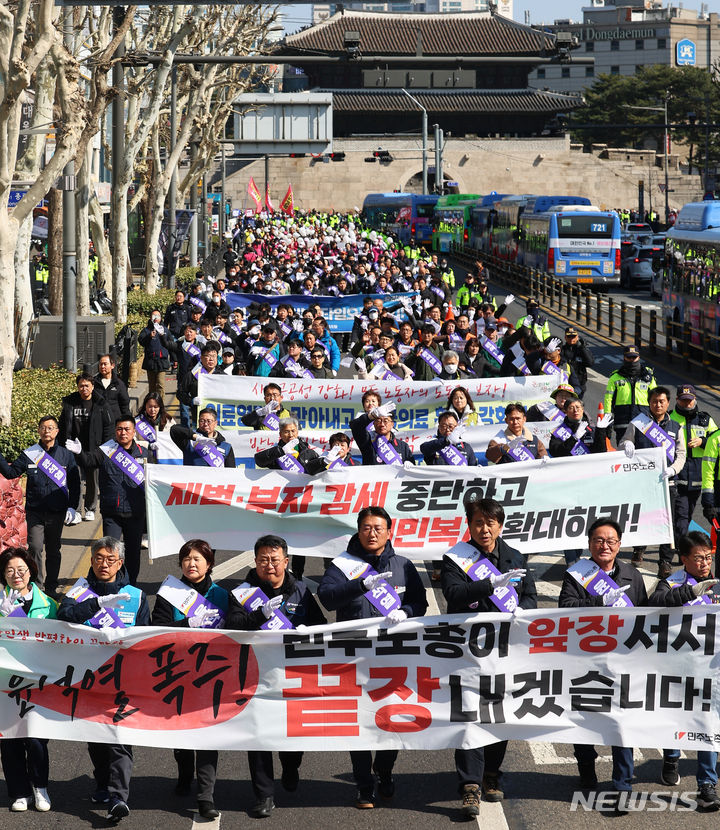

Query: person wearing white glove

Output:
[0, 414, 82, 596]
[439, 497, 536, 815]
[225, 535, 326, 817]
[386, 608, 407, 625]
[65, 437, 83, 454]
[240, 383, 290, 430]
[622, 441, 635, 459]
[559, 517, 647, 793]
[619, 386, 686, 579]
[261, 594, 284, 619]
[256, 400, 280, 418]
[57, 536, 150, 818]
[420, 411, 478, 468]
[602, 585, 629, 606]
[318, 507, 428, 807]
[596, 413, 614, 430]
[504, 293, 515, 306]
[188, 606, 221, 628]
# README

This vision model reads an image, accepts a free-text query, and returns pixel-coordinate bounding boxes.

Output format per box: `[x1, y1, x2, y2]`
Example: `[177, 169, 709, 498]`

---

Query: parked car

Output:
[620, 244, 664, 289]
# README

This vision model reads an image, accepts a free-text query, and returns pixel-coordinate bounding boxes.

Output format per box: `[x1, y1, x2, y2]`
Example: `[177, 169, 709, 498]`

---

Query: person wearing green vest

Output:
[603, 345, 657, 442]
[671, 384, 718, 542]
[701, 429, 720, 550]
[456, 274, 483, 309]
[515, 298, 550, 343]
[439, 258, 456, 290]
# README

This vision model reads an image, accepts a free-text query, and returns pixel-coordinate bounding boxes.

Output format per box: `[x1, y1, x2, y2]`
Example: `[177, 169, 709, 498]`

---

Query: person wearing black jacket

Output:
[177, 344, 225, 425]
[0, 415, 81, 594]
[350, 405, 414, 466]
[225, 534, 326, 818]
[441, 497, 536, 817]
[559, 518, 648, 809]
[170, 409, 236, 468]
[561, 326, 594, 398]
[318, 507, 428, 809]
[59, 372, 114, 521]
[67, 416, 148, 584]
[163, 290, 192, 340]
[420, 411, 478, 467]
[138, 311, 171, 398]
[254, 418, 326, 476]
[93, 355, 130, 423]
[548, 398, 610, 458]
[57, 536, 150, 824]
[499, 329, 543, 377]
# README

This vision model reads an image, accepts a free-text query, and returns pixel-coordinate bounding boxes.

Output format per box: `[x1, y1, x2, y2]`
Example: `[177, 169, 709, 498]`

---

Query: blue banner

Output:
[224, 291, 414, 333]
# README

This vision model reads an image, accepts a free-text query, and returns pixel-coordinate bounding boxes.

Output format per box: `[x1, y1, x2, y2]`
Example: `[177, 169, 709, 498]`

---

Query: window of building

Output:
[611, 40, 620, 51]
[658, 37, 667, 49]
[635, 39, 644, 50]
[610, 65, 620, 75]
[561, 67, 570, 78]
[585, 66, 594, 77]
[586, 41, 594, 52]
[537, 68, 546, 78]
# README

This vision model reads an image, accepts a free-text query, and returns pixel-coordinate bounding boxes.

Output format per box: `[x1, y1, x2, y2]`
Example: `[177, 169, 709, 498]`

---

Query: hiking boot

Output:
[658, 561, 673, 579]
[698, 783, 720, 810]
[578, 761, 598, 789]
[660, 758, 680, 786]
[461, 784, 480, 817]
[482, 772, 504, 802]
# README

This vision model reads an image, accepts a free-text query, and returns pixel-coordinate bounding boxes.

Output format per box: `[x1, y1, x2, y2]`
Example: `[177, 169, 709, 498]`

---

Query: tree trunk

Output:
[75, 148, 90, 315]
[47, 187, 63, 315]
[14, 216, 34, 360]
[111, 186, 128, 322]
[0, 217, 20, 423]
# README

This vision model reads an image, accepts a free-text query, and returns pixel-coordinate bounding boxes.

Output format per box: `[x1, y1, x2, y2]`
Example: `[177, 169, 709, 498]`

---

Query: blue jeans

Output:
[665, 748, 718, 785]
[180, 402, 192, 428]
[574, 744, 634, 791]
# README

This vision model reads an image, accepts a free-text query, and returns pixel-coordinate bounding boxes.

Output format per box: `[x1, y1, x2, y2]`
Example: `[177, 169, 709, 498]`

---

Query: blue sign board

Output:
[8, 189, 27, 208]
[676, 39, 696, 66]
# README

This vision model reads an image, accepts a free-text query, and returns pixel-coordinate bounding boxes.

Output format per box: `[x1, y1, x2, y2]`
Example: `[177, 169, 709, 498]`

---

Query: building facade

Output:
[312, 1, 511, 26]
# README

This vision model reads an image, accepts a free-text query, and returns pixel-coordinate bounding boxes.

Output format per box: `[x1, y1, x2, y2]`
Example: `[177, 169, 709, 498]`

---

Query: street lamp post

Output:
[623, 99, 669, 225]
[401, 89, 428, 195]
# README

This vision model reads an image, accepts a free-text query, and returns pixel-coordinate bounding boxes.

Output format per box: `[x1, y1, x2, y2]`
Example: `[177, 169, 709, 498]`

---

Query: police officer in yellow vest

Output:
[603, 345, 657, 443]
[515, 298, 550, 343]
[701, 430, 720, 551]
[671, 384, 718, 542]
[32, 254, 49, 298]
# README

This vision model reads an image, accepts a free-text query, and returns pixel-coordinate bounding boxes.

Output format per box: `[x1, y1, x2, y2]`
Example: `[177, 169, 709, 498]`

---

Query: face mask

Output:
[445, 363, 459, 374]
[152, 315, 161, 323]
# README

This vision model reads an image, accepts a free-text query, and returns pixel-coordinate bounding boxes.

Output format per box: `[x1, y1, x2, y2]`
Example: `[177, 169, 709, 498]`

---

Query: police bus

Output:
[468, 193, 510, 253]
[517, 205, 622, 288]
[663, 200, 720, 343]
[361, 193, 439, 246]
[431, 194, 482, 252]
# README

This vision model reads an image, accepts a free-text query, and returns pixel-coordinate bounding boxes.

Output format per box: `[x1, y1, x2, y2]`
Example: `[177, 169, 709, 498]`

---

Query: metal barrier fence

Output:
[452, 244, 720, 386]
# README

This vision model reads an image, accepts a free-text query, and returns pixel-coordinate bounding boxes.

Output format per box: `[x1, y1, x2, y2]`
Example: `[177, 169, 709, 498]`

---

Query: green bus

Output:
[431, 194, 482, 252]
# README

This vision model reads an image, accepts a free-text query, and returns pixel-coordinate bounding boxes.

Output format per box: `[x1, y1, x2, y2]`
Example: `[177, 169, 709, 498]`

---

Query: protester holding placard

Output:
[441, 497, 536, 817]
[225, 534, 325, 818]
[58, 537, 150, 824]
[548, 398, 611, 458]
[485, 403, 548, 464]
[151, 539, 229, 820]
[0, 546, 57, 813]
[318, 507, 428, 809]
[559, 518, 647, 810]
[621, 386, 687, 578]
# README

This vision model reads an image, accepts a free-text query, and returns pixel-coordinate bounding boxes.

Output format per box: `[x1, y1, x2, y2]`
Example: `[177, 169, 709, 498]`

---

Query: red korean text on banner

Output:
[280, 185, 294, 215]
[247, 178, 262, 213]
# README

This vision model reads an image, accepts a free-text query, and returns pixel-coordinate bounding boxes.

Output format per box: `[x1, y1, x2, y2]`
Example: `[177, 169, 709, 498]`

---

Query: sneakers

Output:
[578, 761, 598, 789]
[697, 783, 720, 810]
[197, 800, 220, 819]
[90, 789, 110, 804]
[355, 789, 374, 809]
[32, 786, 51, 811]
[106, 799, 130, 823]
[10, 797, 28, 812]
[83, 510, 95, 522]
[461, 784, 480, 817]
[281, 766, 299, 792]
[373, 764, 394, 799]
[481, 772, 504, 802]
[660, 758, 680, 786]
[249, 796, 274, 818]
[70, 511, 82, 525]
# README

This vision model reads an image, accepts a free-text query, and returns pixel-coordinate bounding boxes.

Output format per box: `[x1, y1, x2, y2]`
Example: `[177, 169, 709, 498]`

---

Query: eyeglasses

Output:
[5, 567, 29, 577]
[689, 555, 714, 564]
[92, 555, 119, 565]
[256, 558, 285, 567]
[198, 418, 216, 426]
[590, 538, 620, 548]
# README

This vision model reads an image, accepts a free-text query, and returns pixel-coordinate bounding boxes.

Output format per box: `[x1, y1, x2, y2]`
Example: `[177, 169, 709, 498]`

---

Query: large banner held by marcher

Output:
[0, 608, 715, 752]
[152, 423, 556, 468]
[199, 374, 557, 432]
[224, 291, 415, 333]
[146, 449, 672, 560]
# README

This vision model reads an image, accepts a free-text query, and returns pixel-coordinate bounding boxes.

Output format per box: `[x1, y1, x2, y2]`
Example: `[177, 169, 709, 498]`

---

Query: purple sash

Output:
[445, 543, 519, 613]
[192, 439, 226, 468]
[481, 337, 505, 363]
[65, 578, 126, 629]
[397, 342, 413, 357]
[157, 575, 226, 627]
[231, 584, 294, 631]
[24, 445, 68, 492]
[506, 438, 536, 462]
[448, 333, 463, 349]
[191, 363, 209, 379]
[566, 559, 633, 608]
[666, 568, 712, 606]
[99, 441, 145, 488]
[230, 323, 243, 338]
[631, 413, 675, 463]
[279, 320, 292, 337]
[439, 443, 468, 466]
[181, 339, 201, 359]
[373, 435, 404, 466]
[276, 452, 305, 473]
[332, 553, 402, 617]
[215, 329, 231, 345]
[328, 455, 348, 470]
[541, 360, 568, 384]
[190, 296, 207, 313]
[418, 347, 442, 375]
[281, 355, 313, 379]
[263, 412, 280, 430]
[134, 418, 157, 444]
[431, 285, 445, 300]
[370, 349, 386, 364]
[378, 367, 403, 381]
[258, 346, 278, 370]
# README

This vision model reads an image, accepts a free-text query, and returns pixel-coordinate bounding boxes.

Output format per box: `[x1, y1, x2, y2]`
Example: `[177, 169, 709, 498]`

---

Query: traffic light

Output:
[364, 156, 377, 163]
[373, 150, 392, 162]
[289, 153, 306, 158]
[330, 152, 345, 161]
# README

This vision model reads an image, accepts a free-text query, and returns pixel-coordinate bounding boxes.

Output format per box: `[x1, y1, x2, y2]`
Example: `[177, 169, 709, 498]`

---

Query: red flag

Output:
[265, 183, 274, 213]
[247, 178, 262, 213]
[280, 184, 294, 215]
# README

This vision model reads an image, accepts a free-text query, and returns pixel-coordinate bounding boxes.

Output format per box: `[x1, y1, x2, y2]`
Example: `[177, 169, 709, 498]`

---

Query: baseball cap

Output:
[623, 345, 640, 357]
[526, 297, 539, 308]
[676, 384, 696, 400]
[484, 317, 498, 331]
[565, 326, 578, 336]
[551, 384, 578, 400]
[222, 346, 234, 356]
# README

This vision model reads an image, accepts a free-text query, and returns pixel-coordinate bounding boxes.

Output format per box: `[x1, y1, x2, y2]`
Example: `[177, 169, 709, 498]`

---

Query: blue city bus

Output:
[492, 195, 592, 261]
[431, 194, 482, 252]
[361, 192, 439, 246]
[663, 201, 720, 342]
[517, 205, 622, 287]
[468, 192, 510, 252]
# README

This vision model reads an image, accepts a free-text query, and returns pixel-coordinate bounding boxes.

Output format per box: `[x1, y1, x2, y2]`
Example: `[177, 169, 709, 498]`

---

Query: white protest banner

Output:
[153, 423, 556, 468]
[146, 448, 672, 560]
[0, 608, 715, 751]
[198, 374, 556, 432]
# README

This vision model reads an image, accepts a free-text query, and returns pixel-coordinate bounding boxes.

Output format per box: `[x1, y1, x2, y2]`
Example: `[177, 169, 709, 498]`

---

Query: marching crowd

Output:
[1, 210, 720, 822]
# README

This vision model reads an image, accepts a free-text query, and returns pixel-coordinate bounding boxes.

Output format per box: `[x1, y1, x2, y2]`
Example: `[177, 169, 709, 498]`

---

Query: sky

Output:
[280, 2, 589, 35]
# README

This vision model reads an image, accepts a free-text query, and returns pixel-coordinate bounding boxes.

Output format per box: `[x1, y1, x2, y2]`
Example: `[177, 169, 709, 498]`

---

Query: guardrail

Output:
[451, 244, 720, 386]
